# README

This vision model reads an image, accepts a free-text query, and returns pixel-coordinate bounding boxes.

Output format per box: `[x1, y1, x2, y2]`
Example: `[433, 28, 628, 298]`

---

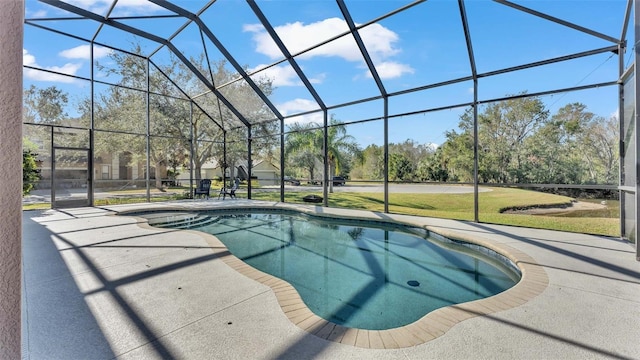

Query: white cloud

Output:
[23, 49, 36, 67]
[66, 0, 164, 16]
[23, 49, 82, 83]
[27, 9, 48, 18]
[242, 23, 264, 34]
[65, 0, 110, 15]
[358, 23, 400, 61]
[249, 64, 325, 87]
[244, 18, 360, 61]
[59, 44, 112, 60]
[309, 73, 326, 84]
[278, 98, 319, 114]
[244, 18, 411, 80]
[366, 61, 414, 80]
[113, 0, 166, 15]
[277, 98, 323, 125]
[250, 65, 300, 87]
[609, 109, 619, 119]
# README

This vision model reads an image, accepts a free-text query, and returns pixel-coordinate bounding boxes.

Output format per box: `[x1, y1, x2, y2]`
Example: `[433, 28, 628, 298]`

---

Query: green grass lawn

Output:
[23, 186, 620, 237]
[23, 203, 51, 211]
[252, 187, 620, 237]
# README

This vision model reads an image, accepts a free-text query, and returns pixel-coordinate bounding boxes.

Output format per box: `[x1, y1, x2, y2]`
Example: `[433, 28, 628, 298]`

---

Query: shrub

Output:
[23, 149, 41, 196]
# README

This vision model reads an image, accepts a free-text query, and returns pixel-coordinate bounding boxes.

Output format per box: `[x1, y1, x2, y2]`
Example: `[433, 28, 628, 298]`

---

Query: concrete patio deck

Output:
[22, 200, 640, 360]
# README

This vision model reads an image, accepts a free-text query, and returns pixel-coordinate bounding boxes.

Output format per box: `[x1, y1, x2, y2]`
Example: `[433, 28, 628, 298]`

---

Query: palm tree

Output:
[285, 117, 360, 192]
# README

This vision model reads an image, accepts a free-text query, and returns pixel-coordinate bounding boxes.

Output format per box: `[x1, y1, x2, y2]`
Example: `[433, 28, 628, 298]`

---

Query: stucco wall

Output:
[0, 1, 24, 358]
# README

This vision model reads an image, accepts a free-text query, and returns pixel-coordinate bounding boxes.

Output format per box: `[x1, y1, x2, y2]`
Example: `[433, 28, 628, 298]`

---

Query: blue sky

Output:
[23, 0, 631, 147]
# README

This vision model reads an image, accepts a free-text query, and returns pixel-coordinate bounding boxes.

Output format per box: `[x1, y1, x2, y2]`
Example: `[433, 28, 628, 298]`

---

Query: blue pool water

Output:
[143, 210, 519, 330]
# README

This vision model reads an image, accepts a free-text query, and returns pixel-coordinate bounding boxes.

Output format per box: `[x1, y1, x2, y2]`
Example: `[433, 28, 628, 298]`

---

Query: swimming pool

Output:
[139, 209, 520, 330]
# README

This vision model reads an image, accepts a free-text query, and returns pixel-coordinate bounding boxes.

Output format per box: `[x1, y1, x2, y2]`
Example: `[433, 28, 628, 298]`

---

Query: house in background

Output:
[30, 148, 154, 190]
[93, 151, 153, 188]
[176, 159, 280, 186]
[31, 145, 280, 190]
[251, 160, 279, 186]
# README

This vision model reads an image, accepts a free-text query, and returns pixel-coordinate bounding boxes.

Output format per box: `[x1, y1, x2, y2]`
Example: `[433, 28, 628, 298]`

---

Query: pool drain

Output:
[407, 280, 420, 287]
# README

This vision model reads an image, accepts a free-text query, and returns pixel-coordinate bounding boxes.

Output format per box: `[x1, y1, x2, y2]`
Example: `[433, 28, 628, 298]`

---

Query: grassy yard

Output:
[23, 186, 620, 237]
[23, 203, 51, 211]
[22, 193, 188, 210]
[252, 187, 620, 237]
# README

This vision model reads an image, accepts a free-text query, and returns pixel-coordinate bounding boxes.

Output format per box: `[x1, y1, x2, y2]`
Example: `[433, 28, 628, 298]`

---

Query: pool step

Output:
[157, 214, 220, 229]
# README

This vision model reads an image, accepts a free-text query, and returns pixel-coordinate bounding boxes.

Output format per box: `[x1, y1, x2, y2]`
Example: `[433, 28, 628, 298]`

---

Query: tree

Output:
[388, 153, 414, 181]
[23, 85, 69, 124]
[520, 102, 619, 185]
[90, 44, 277, 188]
[389, 140, 433, 166]
[23, 149, 41, 195]
[435, 99, 618, 186]
[350, 144, 383, 180]
[480, 96, 548, 183]
[416, 150, 449, 182]
[23, 85, 73, 160]
[325, 119, 360, 191]
[449, 95, 549, 183]
[436, 128, 474, 182]
[289, 149, 319, 181]
[386, 139, 435, 181]
[90, 46, 191, 188]
[285, 117, 360, 191]
[285, 122, 322, 180]
[579, 115, 618, 184]
[174, 57, 277, 183]
[522, 102, 591, 184]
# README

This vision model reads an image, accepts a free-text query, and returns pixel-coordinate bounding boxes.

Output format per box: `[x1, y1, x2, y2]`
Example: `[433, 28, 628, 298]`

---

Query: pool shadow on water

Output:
[211, 213, 509, 327]
[263, 212, 638, 359]
[322, 237, 387, 326]
[303, 228, 510, 327]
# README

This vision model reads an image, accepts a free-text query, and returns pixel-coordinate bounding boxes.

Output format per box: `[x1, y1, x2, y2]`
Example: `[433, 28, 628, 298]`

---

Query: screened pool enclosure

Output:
[22, 0, 638, 259]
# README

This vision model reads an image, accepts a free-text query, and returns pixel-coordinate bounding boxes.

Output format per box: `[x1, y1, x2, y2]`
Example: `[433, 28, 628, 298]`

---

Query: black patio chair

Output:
[218, 181, 239, 200]
[194, 179, 212, 199]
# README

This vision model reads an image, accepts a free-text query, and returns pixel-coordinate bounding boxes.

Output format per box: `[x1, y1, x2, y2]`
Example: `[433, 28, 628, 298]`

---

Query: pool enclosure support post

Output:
[88, 37, 96, 206]
[472, 87, 479, 223]
[189, 101, 194, 198]
[223, 130, 227, 192]
[145, 58, 151, 202]
[634, 3, 640, 260]
[50, 127, 55, 202]
[0, 1, 23, 357]
[248, 125, 253, 199]
[618, 67, 627, 242]
[618, 23, 628, 245]
[247, 0, 326, 201]
[338, 0, 389, 212]
[280, 118, 285, 202]
[323, 110, 329, 206]
[618, 1, 633, 244]
[459, 0, 480, 222]
[618, 54, 625, 242]
[384, 98, 389, 213]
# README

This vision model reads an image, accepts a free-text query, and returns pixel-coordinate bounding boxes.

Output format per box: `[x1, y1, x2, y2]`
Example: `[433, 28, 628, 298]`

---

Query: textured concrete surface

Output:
[0, 1, 24, 359]
[22, 200, 640, 359]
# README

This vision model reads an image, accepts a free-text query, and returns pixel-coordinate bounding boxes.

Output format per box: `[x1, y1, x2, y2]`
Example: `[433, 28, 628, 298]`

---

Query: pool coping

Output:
[121, 201, 549, 349]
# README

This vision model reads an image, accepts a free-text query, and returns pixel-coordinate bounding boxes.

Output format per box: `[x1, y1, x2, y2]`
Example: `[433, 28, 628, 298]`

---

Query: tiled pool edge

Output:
[121, 203, 549, 349]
